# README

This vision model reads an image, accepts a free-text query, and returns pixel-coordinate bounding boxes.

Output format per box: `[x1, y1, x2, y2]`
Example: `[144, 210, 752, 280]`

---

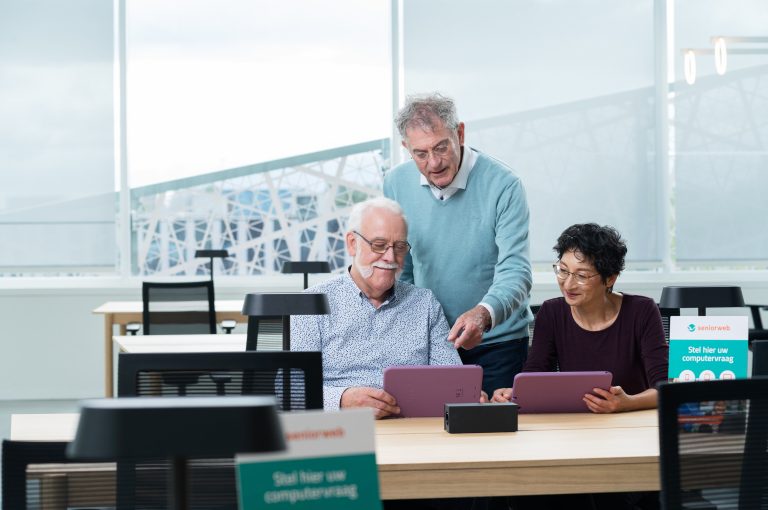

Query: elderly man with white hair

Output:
[290, 196, 462, 417]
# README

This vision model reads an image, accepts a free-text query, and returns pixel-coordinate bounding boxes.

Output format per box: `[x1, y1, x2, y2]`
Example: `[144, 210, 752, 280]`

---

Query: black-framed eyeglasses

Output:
[552, 264, 600, 285]
[353, 231, 411, 255]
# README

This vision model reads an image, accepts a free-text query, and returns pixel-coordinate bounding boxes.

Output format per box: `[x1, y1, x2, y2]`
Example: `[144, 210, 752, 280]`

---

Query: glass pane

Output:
[126, 1, 390, 276]
[126, 0, 390, 188]
[0, 0, 116, 275]
[401, 0, 658, 264]
[673, 0, 768, 265]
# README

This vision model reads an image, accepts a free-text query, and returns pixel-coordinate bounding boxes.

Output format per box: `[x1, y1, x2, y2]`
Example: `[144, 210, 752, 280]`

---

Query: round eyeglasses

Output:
[354, 231, 411, 255]
[552, 264, 600, 285]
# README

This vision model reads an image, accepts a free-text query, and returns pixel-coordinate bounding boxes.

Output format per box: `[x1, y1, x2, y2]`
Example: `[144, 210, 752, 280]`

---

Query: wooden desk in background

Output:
[93, 300, 246, 397]
[11, 409, 660, 499]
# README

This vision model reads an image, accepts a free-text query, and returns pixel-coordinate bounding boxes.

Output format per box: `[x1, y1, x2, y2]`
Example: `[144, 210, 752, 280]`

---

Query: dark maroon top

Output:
[524, 294, 669, 396]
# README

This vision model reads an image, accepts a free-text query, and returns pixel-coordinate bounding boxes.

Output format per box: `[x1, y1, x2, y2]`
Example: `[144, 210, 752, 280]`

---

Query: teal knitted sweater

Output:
[383, 149, 532, 344]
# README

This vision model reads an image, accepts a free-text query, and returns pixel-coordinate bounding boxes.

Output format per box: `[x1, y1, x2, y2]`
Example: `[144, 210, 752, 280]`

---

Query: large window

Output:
[672, 0, 768, 266]
[2, 1, 766, 277]
[400, 0, 659, 266]
[0, 0, 115, 275]
[126, 0, 391, 275]
[399, 0, 768, 270]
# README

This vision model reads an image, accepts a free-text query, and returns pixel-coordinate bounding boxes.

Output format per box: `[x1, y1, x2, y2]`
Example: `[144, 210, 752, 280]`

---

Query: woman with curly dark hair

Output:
[493, 223, 668, 413]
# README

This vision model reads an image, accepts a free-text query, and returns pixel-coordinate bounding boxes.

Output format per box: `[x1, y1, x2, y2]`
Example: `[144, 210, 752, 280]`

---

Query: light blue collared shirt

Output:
[290, 270, 461, 410]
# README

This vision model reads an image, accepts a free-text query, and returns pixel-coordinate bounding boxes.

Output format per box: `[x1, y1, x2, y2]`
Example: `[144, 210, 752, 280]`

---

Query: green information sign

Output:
[236, 409, 382, 510]
[668, 316, 748, 381]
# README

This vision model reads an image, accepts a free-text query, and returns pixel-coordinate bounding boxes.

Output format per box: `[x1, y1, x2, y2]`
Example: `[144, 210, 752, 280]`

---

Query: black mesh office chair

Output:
[143, 280, 217, 335]
[658, 305, 681, 344]
[114, 351, 322, 509]
[658, 378, 768, 509]
[117, 351, 323, 409]
[127, 280, 236, 335]
[527, 304, 541, 344]
[752, 340, 768, 377]
[747, 305, 768, 345]
[2, 440, 117, 510]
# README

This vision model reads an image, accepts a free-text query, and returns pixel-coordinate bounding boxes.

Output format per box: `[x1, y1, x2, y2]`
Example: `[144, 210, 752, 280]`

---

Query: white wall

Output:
[1, 272, 767, 400]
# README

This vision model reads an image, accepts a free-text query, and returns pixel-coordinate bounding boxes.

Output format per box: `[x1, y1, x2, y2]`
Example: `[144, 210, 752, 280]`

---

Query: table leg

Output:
[104, 314, 114, 397]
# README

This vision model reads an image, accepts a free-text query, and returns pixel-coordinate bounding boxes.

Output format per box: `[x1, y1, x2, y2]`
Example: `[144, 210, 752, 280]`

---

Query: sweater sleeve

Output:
[523, 300, 559, 372]
[637, 299, 670, 388]
[481, 178, 533, 326]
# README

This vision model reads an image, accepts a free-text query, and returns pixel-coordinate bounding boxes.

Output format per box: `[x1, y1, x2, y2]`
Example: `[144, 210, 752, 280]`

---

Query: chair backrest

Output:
[753, 340, 768, 377]
[115, 351, 321, 509]
[749, 305, 766, 331]
[658, 378, 768, 510]
[527, 304, 541, 342]
[117, 351, 323, 410]
[657, 305, 680, 344]
[1, 438, 255, 510]
[748, 305, 768, 343]
[142, 280, 216, 335]
[2, 440, 116, 510]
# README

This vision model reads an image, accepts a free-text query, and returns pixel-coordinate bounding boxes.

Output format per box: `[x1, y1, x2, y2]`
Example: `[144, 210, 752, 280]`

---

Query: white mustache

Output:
[372, 262, 400, 270]
[356, 259, 402, 279]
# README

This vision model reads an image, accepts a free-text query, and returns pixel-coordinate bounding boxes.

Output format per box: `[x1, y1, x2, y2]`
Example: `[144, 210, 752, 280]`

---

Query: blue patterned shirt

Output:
[291, 270, 461, 410]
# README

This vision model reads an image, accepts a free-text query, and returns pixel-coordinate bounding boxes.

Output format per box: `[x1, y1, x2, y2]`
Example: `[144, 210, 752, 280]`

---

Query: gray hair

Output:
[395, 92, 459, 138]
[347, 197, 407, 235]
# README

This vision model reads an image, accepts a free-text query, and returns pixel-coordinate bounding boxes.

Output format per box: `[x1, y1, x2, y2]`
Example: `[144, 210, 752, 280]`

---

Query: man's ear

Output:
[346, 231, 357, 257]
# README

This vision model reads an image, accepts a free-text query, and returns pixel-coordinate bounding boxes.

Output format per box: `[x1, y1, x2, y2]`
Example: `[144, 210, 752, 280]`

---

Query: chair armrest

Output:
[746, 304, 767, 330]
[125, 323, 141, 336]
[220, 320, 237, 334]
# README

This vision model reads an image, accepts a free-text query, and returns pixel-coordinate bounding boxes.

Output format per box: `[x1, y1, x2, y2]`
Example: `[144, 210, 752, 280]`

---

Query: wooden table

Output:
[11, 410, 660, 499]
[375, 411, 660, 498]
[93, 300, 246, 397]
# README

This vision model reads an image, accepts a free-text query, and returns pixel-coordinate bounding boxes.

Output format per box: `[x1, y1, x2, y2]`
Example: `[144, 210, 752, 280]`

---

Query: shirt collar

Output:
[344, 266, 398, 306]
[419, 146, 476, 197]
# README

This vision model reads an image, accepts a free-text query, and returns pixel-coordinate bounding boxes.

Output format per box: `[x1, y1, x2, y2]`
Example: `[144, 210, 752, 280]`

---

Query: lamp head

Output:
[241, 293, 330, 317]
[659, 286, 745, 310]
[67, 396, 285, 460]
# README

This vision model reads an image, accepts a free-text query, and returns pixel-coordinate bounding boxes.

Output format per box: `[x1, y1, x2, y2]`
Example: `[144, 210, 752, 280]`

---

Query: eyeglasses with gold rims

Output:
[353, 231, 411, 255]
[552, 264, 600, 285]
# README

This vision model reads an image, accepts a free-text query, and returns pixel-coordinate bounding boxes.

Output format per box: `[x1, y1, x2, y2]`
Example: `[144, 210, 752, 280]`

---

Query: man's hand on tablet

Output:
[341, 387, 400, 418]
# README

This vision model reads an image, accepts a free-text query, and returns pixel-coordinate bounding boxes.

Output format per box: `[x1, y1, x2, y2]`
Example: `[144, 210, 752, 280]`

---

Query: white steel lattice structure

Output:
[131, 140, 389, 276]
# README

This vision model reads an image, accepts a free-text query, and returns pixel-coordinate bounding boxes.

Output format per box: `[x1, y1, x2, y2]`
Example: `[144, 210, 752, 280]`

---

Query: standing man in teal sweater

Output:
[384, 92, 532, 395]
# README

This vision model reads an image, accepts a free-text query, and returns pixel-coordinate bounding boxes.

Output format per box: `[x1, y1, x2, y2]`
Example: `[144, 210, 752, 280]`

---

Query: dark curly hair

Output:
[553, 223, 627, 284]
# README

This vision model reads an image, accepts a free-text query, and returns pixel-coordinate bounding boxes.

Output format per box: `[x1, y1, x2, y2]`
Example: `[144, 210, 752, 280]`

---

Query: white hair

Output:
[347, 197, 407, 235]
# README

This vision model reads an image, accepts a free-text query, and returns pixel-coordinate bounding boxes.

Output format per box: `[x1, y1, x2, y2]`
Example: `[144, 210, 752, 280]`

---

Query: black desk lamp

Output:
[195, 249, 230, 285]
[281, 261, 331, 290]
[242, 292, 330, 351]
[659, 285, 745, 316]
[67, 396, 284, 510]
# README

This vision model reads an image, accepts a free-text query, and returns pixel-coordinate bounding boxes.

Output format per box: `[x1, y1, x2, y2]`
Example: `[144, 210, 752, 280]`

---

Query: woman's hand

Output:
[491, 387, 513, 403]
[584, 386, 658, 413]
[583, 386, 631, 413]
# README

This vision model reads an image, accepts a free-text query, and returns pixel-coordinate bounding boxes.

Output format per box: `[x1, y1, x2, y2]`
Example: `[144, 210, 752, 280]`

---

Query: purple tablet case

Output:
[511, 371, 613, 413]
[382, 365, 483, 417]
